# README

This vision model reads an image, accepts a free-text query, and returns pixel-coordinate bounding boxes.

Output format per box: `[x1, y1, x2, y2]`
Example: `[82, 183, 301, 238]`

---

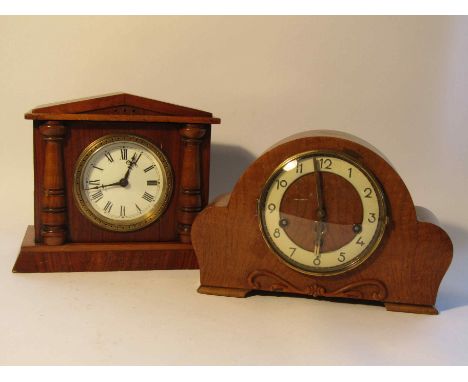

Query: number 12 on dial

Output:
[259, 151, 387, 276]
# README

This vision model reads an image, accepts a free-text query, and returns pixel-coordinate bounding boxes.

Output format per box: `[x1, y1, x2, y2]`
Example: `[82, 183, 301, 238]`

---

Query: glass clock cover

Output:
[259, 151, 387, 276]
[73, 134, 173, 232]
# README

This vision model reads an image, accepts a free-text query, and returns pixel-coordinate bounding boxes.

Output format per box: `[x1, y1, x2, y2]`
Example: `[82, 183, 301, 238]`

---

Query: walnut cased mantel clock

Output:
[14, 93, 220, 272]
[192, 131, 453, 315]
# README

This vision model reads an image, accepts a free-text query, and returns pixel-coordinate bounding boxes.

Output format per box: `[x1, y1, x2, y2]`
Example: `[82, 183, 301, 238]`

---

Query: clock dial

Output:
[259, 151, 387, 275]
[74, 135, 173, 232]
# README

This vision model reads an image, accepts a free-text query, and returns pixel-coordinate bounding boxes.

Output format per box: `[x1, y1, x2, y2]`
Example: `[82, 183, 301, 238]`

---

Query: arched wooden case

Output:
[192, 131, 452, 314]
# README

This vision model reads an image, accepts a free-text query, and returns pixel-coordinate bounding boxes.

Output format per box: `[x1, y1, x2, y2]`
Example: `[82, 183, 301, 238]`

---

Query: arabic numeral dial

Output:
[259, 152, 387, 276]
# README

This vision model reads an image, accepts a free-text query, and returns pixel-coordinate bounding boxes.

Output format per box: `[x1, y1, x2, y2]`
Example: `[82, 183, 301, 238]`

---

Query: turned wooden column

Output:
[40, 121, 67, 245]
[178, 124, 206, 243]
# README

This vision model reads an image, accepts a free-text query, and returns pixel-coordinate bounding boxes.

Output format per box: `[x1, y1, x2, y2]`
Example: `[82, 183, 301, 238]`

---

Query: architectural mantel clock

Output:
[14, 93, 220, 272]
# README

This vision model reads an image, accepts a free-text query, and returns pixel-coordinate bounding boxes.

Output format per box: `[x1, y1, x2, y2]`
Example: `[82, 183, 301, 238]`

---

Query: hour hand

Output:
[124, 153, 138, 180]
[123, 152, 141, 182]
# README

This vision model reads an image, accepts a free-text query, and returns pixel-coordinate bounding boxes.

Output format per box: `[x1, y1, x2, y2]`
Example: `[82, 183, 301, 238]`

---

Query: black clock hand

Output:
[84, 181, 122, 191]
[313, 158, 327, 259]
[123, 153, 138, 182]
[85, 152, 141, 191]
[313, 158, 326, 220]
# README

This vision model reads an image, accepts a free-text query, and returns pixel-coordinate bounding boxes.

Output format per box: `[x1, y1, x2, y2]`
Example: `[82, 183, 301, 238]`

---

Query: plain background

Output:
[0, 16, 467, 365]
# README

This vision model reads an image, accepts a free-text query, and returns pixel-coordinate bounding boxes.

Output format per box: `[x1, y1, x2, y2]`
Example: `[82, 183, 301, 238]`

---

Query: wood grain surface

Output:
[192, 131, 453, 314]
[15, 93, 219, 272]
[14, 226, 198, 272]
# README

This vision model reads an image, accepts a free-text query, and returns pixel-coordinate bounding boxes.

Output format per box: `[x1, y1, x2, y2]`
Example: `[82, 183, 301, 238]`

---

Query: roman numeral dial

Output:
[142, 192, 155, 202]
[74, 135, 173, 232]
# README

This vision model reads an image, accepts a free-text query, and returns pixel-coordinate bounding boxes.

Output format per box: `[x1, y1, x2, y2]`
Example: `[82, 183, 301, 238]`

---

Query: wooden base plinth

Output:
[198, 283, 440, 315]
[13, 226, 198, 273]
[198, 285, 251, 298]
[385, 302, 438, 315]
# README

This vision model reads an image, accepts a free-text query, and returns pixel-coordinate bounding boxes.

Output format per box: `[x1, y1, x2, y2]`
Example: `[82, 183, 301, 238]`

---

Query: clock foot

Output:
[198, 285, 251, 298]
[384, 302, 438, 315]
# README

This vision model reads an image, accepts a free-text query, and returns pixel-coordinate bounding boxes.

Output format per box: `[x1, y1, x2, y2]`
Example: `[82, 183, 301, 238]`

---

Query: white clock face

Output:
[74, 135, 173, 232]
[259, 151, 387, 276]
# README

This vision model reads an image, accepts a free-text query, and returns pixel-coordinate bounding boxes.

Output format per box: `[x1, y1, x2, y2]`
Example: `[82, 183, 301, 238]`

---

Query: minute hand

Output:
[84, 181, 121, 191]
[313, 158, 326, 220]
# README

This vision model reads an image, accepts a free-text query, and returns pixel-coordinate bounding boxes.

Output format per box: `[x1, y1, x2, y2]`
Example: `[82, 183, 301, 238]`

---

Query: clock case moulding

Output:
[191, 131, 453, 315]
[14, 93, 220, 273]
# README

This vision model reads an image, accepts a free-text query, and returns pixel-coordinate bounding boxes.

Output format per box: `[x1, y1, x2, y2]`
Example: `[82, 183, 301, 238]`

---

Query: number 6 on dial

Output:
[258, 151, 387, 276]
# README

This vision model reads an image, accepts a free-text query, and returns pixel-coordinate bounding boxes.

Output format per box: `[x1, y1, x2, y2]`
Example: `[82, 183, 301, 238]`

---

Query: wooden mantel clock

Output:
[192, 131, 452, 314]
[14, 93, 220, 272]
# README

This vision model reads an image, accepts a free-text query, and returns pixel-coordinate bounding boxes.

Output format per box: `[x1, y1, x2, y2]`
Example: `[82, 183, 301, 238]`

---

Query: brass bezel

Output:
[73, 134, 173, 232]
[258, 150, 387, 277]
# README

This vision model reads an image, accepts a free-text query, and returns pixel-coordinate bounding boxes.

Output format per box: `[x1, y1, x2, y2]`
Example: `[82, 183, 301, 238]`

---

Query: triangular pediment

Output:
[29, 93, 212, 117]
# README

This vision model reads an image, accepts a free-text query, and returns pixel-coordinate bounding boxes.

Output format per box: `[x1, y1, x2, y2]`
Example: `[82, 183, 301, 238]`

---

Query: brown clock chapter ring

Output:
[192, 131, 453, 314]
